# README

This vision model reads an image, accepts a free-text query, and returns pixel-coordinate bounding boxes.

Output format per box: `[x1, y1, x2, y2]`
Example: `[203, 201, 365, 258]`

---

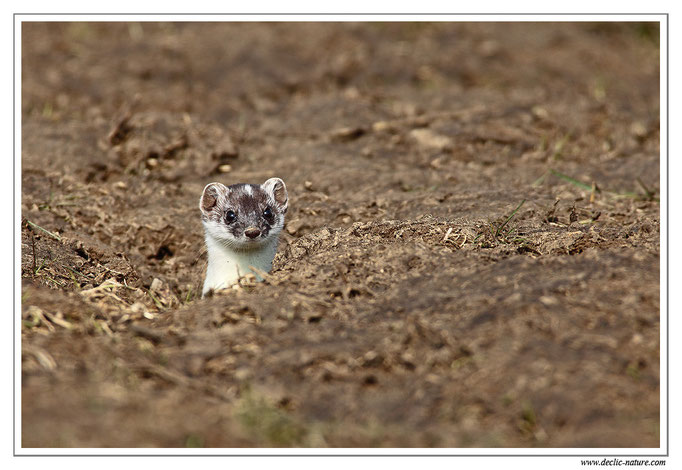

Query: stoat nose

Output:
[244, 227, 261, 239]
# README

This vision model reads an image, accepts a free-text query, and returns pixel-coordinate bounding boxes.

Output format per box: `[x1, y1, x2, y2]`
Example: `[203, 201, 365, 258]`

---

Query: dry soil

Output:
[21, 21, 660, 448]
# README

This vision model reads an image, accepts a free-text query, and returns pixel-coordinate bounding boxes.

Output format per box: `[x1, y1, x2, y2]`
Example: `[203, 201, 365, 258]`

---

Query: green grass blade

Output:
[549, 169, 593, 191]
[496, 199, 526, 237]
[26, 220, 62, 241]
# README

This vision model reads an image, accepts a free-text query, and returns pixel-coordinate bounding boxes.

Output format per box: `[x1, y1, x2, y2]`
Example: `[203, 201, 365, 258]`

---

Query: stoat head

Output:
[200, 177, 288, 251]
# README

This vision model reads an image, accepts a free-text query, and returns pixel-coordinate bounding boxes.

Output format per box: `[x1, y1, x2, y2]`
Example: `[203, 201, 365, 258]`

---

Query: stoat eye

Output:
[225, 210, 237, 223]
[263, 207, 273, 219]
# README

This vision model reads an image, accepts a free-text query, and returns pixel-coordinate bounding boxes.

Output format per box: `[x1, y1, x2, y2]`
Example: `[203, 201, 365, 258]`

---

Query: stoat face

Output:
[200, 178, 288, 251]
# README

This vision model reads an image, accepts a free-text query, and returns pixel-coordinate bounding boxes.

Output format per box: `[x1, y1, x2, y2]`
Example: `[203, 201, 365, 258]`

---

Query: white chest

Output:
[202, 235, 278, 296]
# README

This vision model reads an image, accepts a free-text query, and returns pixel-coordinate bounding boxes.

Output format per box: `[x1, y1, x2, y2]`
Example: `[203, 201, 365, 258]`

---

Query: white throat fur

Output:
[202, 228, 279, 295]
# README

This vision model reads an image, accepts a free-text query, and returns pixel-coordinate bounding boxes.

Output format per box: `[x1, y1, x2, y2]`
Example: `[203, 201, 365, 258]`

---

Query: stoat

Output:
[199, 177, 288, 297]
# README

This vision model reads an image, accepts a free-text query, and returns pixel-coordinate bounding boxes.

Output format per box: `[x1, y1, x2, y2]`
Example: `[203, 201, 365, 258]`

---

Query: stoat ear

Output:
[263, 177, 288, 213]
[200, 182, 227, 215]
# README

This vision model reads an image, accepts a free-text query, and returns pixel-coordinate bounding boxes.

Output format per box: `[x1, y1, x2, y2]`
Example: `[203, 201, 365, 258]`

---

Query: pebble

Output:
[409, 128, 452, 151]
[150, 278, 163, 293]
[372, 121, 391, 132]
[331, 126, 365, 141]
[539, 296, 558, 306]
[630, 121, 648, 138]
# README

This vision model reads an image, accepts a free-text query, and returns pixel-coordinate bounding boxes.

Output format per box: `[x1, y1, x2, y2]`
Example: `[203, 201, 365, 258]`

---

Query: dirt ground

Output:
[20, 22, 661, 448]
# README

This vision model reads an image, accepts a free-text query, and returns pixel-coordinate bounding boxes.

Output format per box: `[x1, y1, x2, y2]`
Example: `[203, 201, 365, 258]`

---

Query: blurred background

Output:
[21, 22, 660, 448]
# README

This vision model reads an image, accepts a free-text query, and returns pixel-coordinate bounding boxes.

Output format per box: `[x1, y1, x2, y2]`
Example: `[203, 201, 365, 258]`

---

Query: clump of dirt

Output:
[21, 22, 660, 448]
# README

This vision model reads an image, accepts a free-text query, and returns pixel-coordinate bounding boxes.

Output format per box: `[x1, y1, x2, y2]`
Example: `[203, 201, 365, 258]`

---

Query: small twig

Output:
[130, 324, 165, 345]
[590, 181, 598, 204]
[80, 279, 122, 295]
[41, 310, 73, 330]
[31, 229, 37, 273]
[442, 227, 453, 242]
[25, 306, 55, 332]
[99, 320, 114, 337]
[459, 233, 467, 248]
[135, 363, 190, 386]
[22, 345, 57, 370]
[248, 265, 276, 285]
[134, 363, 233, 401]
[569, 203, 578, 225]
